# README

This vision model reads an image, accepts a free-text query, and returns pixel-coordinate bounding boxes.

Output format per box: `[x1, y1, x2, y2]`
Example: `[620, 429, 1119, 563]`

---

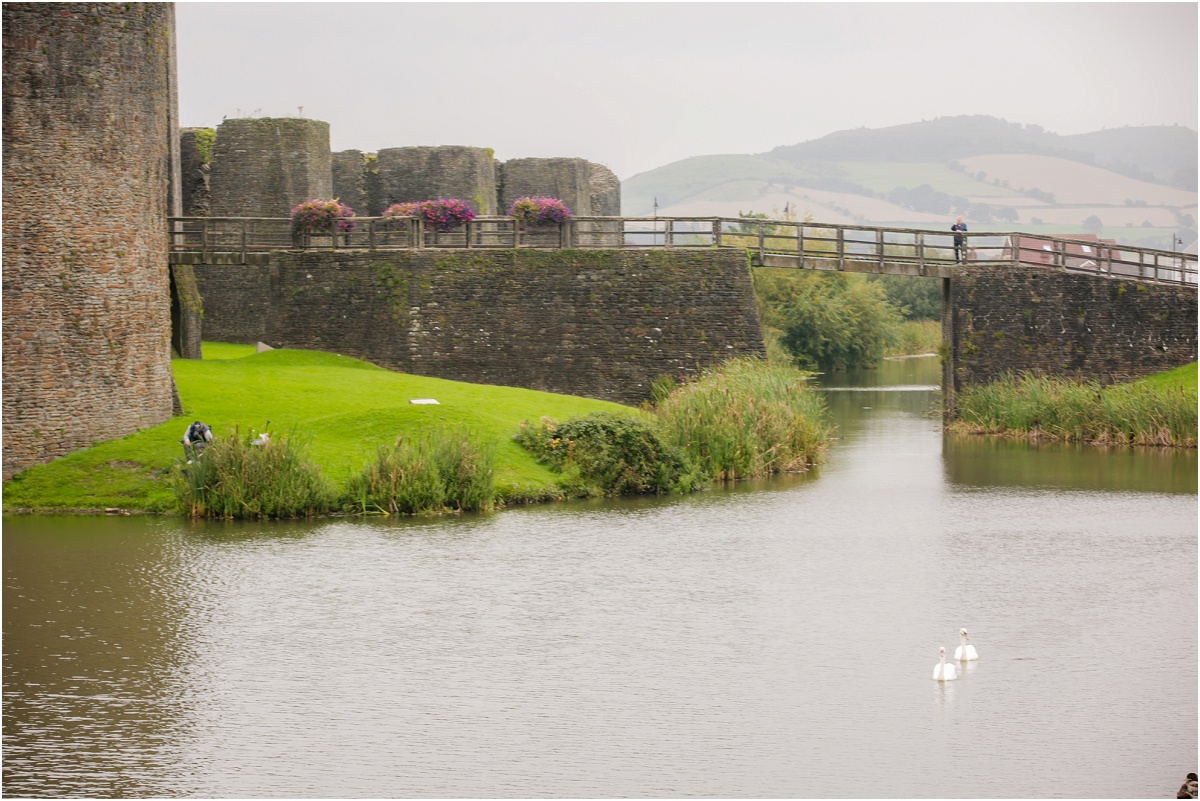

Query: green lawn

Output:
[2, 344, 635, 513]
[1135, 362, 1197, 392]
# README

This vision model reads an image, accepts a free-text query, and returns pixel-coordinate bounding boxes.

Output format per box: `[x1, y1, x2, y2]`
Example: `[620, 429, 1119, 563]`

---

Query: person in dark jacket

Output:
[182, 420, 213, 461]
[951, 217, 968, 263]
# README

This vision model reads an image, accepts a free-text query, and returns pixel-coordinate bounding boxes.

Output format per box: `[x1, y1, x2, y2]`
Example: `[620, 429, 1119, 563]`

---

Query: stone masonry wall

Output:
[951, 264, 1198, 392]
[208, 117, 332, 217]
[375, 146, 497, 215]
[195, 249, 764, 404]
[331, 149, 367, 216]
[589, 163, 621, 216]
[2, 3, 178, 476]
[499, 157, 594, 215]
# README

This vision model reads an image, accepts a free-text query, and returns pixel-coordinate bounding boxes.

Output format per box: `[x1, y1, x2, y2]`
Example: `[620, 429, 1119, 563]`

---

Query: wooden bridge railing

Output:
[168, 216, 1198, 286]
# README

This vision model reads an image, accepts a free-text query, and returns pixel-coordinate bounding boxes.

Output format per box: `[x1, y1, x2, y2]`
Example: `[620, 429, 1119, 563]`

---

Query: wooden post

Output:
[837, 226, 845, 270]
[757, 222, 765, 264]
[201, 218, 210, 263]
[240, 219, 247, 263]
[368, 218, 376, 251]
[713, 218, 721, 248]
[414, 217, 424, 250]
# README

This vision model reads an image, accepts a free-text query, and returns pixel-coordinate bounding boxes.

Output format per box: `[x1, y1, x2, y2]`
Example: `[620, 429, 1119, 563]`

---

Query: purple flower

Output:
[508, 196, 571, 228]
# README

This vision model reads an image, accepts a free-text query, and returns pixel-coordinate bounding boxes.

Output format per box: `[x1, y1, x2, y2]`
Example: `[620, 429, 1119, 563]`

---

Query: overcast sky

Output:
[176, 2, 1198, 180]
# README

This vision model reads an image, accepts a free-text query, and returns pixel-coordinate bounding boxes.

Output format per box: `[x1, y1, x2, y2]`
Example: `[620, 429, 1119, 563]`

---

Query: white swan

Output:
[932, 646, 958, 681]
[955, 628, 979, 661]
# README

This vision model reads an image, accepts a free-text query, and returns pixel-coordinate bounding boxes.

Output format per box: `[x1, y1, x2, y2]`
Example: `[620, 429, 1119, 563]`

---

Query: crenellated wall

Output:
[949, 264, 1197, 393]
[195, 249, 764, 404]
[2, 3, 179, 476]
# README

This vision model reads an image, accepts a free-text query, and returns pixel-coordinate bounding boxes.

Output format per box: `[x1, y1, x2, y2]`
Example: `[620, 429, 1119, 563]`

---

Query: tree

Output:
[1082, 215, 1103, 234]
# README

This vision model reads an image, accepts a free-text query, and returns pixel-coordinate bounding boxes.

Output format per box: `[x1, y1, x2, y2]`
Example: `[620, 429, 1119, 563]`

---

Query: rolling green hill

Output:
[622, 116, 1198, 249]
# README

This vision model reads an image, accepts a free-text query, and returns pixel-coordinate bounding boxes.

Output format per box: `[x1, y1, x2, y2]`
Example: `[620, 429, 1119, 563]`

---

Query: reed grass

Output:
[884, 320, 942, 358]
[343, 428, 496, 515]
[654, 357, 835, 480]
[952, 372, 1197, 447]
[174, 428, 336, 519]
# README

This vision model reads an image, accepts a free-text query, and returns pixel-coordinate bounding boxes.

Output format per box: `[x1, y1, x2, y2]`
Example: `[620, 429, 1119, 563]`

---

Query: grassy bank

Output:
[949, 364, 1198, 447]
[2, 343, 634, 514]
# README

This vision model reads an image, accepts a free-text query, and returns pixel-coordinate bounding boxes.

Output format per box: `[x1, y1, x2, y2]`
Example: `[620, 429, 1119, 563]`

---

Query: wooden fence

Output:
[168, 216, 1198, 286]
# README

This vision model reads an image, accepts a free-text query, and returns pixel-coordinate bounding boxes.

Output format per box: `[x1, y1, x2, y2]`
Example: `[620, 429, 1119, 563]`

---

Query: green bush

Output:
[343, 427, 496, 515]
[654, 357, 834, 480]
[515, 412, 700, 497]
[754, 270, 901, 370]
[174, 429, 335, 519]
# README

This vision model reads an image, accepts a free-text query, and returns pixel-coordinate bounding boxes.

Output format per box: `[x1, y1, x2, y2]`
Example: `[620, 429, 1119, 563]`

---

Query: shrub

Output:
[515, 412, 700, 497]
[654, 357, 834, 480]
[290, 198, 356, 237]
[508, 196, 571, 228]
[343, 428, 496, 515]
[755, 270, 901, 370]
[174, 428, 335, 519]
[413, 198, 475, 233]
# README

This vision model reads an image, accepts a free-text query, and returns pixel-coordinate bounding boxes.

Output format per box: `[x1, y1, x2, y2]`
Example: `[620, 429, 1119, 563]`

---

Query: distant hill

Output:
[622, 116, 1198, 249]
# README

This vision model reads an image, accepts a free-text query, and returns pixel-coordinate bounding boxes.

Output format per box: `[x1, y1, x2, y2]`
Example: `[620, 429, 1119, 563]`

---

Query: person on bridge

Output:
[951, 217, 968, 263]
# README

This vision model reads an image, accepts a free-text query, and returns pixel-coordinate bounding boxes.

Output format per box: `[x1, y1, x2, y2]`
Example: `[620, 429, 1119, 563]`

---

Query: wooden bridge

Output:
[169, 215, 1198, 287]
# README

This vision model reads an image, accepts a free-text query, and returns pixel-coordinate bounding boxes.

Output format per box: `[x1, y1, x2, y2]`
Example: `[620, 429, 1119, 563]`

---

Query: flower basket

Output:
[508, 196, 571, 229]
[380, 202, 419, 229]
[291, 198, 355, 246]
[414, 198, 475, 233]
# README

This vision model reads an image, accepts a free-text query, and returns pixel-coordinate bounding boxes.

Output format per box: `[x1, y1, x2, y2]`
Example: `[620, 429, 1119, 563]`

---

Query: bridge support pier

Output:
[941, 276, 954, 417]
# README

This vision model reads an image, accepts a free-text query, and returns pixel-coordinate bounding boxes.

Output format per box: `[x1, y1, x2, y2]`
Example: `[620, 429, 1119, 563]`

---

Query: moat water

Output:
[3, 357, 1196, 798]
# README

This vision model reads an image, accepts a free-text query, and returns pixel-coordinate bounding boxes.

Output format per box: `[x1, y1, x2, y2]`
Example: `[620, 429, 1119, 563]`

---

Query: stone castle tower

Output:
[208, 117, 333, 217]
[2, 3, 181, 476]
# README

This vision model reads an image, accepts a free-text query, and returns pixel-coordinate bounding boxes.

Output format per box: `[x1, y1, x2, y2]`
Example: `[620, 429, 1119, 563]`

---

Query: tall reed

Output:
[654, 357, 835, 480]
[952, 372, 1197, 447]
[343, 427, 496, 515]
[174, 429, 335, 519]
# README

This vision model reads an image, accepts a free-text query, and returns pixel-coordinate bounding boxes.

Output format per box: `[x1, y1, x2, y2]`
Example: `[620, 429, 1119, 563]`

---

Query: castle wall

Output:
[375, 146, 497, 215]
[950, 265, 1198, 393]
[208, 117, 331, 217]
[2, 3, 178, 476]
[588, 163, 621, 216]
[195, 249, 764, 404]
[499, 157, 594, 215]
[331, 149, 367, 217]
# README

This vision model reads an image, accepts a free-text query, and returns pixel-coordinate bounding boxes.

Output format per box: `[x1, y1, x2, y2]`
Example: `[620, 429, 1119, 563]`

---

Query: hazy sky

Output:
[176, 2, 1198, 179]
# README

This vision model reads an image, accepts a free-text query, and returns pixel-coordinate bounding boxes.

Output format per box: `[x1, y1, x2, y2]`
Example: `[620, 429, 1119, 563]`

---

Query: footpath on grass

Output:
[1, 343, 635, 514]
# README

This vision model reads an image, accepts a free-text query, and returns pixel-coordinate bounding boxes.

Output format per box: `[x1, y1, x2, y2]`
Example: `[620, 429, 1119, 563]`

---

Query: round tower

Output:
[2, 3, 178, 476]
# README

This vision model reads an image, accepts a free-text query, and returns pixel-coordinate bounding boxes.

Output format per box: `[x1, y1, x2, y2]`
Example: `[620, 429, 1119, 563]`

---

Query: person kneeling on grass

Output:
[182, 420, 213, 462]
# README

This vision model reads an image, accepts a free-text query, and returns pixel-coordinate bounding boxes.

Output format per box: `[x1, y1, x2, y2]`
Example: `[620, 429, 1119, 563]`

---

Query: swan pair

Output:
[932, 628, 979, 681]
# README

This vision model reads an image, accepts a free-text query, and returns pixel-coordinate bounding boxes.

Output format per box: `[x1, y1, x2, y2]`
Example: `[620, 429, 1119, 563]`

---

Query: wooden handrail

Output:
[166, 216, 1198, 286]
